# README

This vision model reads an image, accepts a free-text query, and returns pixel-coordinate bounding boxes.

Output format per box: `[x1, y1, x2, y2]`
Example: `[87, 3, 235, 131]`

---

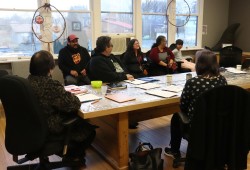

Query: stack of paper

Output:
[146, 90, 177, 98]
[124, 79, 147, 85]
[225, 68, 246, 74]
[65, 85, 88, 94]
[135, 83, 160, 90]
[162, 85, 183, 93]
[76, 93, 102, 103]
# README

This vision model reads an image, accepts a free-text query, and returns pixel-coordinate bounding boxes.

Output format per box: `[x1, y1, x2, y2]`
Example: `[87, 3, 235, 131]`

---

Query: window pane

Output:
[50, 0, 90, 11]
[0, 11, 41, 57]
[101, 13, 133, 34]
[175, 16, 197, 47]
[141, 0, 167, 13]
[101, 0, 132, 12]
[142, 15, 168, 49]
[176, 0, 198, 14]
[2, 0, 37, 9]
[53, 12, 92, 54]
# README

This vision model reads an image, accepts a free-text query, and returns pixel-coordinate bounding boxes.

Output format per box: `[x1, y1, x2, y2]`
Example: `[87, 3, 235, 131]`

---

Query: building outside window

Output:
[101, 0, 133, 34]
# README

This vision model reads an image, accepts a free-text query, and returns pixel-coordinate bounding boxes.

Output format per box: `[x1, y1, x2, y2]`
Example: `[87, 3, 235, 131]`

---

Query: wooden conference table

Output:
[77, 71, 250, 170]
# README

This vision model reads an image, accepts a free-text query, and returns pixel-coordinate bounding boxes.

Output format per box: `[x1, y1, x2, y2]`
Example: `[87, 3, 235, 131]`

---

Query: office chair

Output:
[219, 46, 242, 67]
[0, 69, 8, 77]
[0, 75, 82, 170]
[172, 85, 250, 170]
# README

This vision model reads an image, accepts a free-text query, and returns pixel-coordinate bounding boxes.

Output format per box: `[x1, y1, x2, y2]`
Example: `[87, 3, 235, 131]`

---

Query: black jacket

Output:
[123, 51, 145, 78]
[88, 53, 128, 83]
[185, 85, 250, 170]
[58, 45, 90, 78]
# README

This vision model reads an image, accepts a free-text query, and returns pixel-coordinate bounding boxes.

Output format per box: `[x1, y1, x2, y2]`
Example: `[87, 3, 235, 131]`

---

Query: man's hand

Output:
[126, 74, 134, 81]
[70, 70, 78, 77]
[81, 69, 87, 76]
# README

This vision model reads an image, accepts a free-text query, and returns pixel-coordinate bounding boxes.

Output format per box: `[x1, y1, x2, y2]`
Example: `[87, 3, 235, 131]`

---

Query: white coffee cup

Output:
[236, 65, 242, 70]
[166, 75, 172, 84]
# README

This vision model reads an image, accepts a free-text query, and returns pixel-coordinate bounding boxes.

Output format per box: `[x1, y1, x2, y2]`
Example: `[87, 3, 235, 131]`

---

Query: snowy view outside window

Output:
[0, 0, 91, 57]
[141, 0, 198, 49]
[101, 0, 133, 34]
[176, 0, 198, 47]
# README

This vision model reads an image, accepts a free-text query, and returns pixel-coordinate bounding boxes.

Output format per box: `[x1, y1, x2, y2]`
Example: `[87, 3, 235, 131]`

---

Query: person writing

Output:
[164, 50, 227, 158]
[58, 34, 91, 85]
[88, 36, 134, 83]
[149, 35, 176, 76]
[28, 50, 96, 167]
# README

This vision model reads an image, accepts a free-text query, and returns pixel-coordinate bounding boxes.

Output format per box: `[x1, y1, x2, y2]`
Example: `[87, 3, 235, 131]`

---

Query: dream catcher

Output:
[166, 0, 191, 27]
[32, 3, 66, 52]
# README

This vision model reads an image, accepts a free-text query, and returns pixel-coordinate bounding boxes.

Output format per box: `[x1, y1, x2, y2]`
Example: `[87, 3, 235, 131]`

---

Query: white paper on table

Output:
[124, 79, 147, 85]
[162, 85, 183, 93]
[146, 90, 178, 98]
[225, 67, 246, 74]
[76, 93, 102, 103]
[135, 83, 160, 90]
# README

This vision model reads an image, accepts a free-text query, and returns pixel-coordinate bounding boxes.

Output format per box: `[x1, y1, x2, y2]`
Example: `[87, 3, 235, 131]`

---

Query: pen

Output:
[91, 99, 100, 104]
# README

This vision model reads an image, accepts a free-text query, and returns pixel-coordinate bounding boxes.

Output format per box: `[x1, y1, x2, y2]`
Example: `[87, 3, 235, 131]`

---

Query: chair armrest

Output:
[62, 116, 79, 126]
[177, 112, 190, 124]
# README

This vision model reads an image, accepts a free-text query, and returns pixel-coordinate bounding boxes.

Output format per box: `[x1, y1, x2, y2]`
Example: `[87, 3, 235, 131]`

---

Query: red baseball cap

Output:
[68, 34, 79, 42]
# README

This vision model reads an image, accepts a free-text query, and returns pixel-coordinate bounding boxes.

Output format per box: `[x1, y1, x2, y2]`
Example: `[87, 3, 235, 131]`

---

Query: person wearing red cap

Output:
[58, 34, 91, 85]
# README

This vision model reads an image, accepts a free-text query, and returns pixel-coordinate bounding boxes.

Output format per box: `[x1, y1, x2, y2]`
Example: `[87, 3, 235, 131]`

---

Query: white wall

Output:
[202, 0, 230, 48]
[229, 0, 250, 51]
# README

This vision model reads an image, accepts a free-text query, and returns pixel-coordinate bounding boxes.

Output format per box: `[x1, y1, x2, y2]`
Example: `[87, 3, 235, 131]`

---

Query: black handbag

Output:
[129, 142, 164, 170]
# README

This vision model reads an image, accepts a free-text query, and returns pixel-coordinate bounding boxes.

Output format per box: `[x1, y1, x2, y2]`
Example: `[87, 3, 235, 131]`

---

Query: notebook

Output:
[124, 79, 147, 85]
[162, 85, 183, 93]
[64, 85, 88, 95]
[76, 93, 102, 103]
[135, 83, 160, 90]
[105, 93, 136, 103]
[137, 77, 160, 82]
[146, 90, 178, 98]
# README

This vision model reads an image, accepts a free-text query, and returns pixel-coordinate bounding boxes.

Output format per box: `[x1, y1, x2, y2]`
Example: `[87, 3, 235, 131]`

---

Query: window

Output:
[175, 0, 198, 47]
[141, 0, 201, 50]
[141, 0, 168, 49]
[0, 2, 40, 57]
[50, 0, 91, 53]
[101, 0, 133, 34]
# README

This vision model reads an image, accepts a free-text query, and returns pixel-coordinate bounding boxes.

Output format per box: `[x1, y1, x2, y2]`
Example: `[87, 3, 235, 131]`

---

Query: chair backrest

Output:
[219, 46, 242, 67]
[0, 70, 8, 77]
[169, 43, 176, 51]
[186, 85, 250, 170]
[0, 75, 48, 155]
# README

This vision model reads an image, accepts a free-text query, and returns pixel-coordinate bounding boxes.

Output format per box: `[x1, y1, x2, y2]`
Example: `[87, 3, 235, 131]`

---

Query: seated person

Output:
[28, 50, 96, 166]
[122, 39, 148, 78]
[58, 34, 91, 85]
[164, 50, 227, 158]
[172, 39, 195, 72]
[149, 35, 176, 76]
[88, 36, 134, 83]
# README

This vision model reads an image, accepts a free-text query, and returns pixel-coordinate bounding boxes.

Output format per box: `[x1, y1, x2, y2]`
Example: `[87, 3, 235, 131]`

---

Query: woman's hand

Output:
[126, 74, 134, 81]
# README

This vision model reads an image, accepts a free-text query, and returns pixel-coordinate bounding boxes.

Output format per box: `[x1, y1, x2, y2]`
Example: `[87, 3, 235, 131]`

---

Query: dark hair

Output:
[176, 39, 183, 45]
[95, 36, 111, 53]
[151, 35, 166, 49]
[195, 50, 219, 77]
[29, 50, 55, 76]
[126, 39, 142, 54]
